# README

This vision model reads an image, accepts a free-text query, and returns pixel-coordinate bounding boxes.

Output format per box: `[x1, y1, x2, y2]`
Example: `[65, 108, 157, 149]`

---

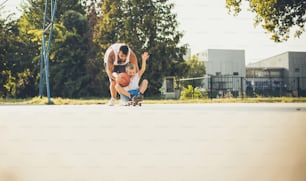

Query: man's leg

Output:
[106, 80, 117, 106]
[110, 81, 117, 99]
[104, 60, 117, 105]
[109, 66, 126, 101]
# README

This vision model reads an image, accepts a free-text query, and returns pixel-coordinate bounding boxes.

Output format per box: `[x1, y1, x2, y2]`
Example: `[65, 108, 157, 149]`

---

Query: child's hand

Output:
[142, 52, 150, 61]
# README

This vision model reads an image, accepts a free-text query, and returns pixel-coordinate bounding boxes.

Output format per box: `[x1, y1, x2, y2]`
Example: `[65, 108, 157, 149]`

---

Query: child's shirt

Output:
[124, 73, 140, 91]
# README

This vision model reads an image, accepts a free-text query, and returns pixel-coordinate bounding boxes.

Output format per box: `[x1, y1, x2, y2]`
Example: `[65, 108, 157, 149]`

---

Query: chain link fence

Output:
[177, 76, 306, 99]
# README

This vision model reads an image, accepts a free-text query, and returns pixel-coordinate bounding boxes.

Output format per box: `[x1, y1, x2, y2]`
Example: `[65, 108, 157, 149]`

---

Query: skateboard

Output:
[127, 95, 143, 106]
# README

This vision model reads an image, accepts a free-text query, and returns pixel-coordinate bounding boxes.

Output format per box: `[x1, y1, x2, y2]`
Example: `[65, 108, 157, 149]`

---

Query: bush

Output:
[180, 85, 207, 99]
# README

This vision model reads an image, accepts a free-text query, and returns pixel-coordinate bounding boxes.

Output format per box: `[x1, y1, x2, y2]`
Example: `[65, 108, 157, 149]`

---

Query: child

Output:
[115, 52, 149, 105]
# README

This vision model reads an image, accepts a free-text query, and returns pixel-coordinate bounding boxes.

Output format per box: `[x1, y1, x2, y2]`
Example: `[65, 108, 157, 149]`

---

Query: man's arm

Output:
[138, 52, 150, 77]
[106, 51, 116, 81]
[129, 50, 139, 72]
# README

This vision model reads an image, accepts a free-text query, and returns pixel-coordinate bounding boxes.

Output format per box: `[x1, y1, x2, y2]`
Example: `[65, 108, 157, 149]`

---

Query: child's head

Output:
[125, 63, 136, 77]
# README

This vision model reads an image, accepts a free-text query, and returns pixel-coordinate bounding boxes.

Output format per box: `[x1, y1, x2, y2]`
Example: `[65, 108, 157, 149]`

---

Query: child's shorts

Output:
[120, 89, 139, 102]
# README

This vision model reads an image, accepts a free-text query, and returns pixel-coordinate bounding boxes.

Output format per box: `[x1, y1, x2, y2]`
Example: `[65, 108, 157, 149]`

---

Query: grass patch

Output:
[1, 96, 306, 105]
[0, 97, 108, 105]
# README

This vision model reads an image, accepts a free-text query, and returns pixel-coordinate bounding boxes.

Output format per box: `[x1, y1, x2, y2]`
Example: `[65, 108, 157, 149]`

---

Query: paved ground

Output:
[0, 103, 306, 181]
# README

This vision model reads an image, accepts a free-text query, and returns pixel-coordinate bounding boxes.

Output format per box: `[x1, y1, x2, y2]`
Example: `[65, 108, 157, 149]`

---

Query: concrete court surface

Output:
[0, 103, 305, 181]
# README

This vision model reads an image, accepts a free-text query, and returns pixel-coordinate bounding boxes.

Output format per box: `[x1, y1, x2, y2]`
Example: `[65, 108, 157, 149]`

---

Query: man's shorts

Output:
[113, 65, 127, 73]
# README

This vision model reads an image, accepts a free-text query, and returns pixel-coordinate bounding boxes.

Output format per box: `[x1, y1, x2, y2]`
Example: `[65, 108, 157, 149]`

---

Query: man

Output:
[104, 43, 139, 106]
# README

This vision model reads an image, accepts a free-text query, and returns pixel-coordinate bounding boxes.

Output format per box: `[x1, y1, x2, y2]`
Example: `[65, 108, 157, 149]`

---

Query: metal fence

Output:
[178, 76, 306, 98]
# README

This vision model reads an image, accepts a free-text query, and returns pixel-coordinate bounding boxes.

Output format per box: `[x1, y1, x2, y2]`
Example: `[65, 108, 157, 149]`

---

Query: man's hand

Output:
[111, 72, 119, 81]
[142, 52, 150, 61]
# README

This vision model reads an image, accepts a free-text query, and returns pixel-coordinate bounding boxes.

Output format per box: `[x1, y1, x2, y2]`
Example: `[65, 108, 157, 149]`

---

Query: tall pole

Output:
[39, 0, 58, 104]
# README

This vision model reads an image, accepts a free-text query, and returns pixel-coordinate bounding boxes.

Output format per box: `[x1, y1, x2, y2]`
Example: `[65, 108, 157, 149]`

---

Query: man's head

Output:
[125, 63, 136, 77]
[118, 45, 129, 63]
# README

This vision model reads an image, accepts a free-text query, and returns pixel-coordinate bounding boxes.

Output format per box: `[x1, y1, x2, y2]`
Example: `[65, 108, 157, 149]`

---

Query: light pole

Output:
[39, 0, 58, 104]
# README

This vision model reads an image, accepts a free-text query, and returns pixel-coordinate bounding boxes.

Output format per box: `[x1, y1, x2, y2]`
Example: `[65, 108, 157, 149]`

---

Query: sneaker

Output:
[132, 94, 143, 102]
[119, 100, 129, 106]
[106, 98, 115, 106]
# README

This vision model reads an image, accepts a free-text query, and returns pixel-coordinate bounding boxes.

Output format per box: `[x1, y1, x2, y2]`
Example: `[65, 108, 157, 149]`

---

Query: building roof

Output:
[247, 51, 306, 67]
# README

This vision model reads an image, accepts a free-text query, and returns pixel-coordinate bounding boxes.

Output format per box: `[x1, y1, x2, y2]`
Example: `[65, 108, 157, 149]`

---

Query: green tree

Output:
[186, 55, 205, 78]
[180, 55, 206, 89]
[96, 0, 188, 96]
[0, 17, 15, 97]
[226, 0, 306, 42]
[49, 10, 91, 97]
[57, 0, 86, 18]
[17, 0, 105, 98]
[85, 0, 107, 97]
[0, 14, 38, 98]
[95, 0, 123, 50]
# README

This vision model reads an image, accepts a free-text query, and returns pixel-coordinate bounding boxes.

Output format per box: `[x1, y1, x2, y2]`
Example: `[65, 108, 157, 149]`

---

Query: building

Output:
[248, 51, 306, 78]
[196, 50, 208, 61]
[203, 49, 246, 97]
[160, 76, 180, 99]
[160, 50, 306, 98]
[246, 51, 306, 96]
[183, 48, 191, 61]
[245, 67, 287, 97]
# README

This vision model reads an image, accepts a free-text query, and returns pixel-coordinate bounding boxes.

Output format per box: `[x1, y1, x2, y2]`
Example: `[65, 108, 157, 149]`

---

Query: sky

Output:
[1, 0, 306, 65]
[171, 0, 306, 64]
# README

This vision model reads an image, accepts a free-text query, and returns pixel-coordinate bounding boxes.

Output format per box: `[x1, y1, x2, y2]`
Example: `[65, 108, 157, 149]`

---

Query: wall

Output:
[288, 52, 306, 77]
[206, 49, 246, 77]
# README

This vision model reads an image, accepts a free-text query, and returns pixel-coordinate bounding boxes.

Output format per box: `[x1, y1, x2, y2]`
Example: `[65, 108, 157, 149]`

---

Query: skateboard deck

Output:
[128, 95, 143, 106]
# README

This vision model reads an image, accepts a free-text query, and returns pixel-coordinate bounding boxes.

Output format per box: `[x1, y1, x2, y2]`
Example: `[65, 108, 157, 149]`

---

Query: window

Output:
[166, 77, 174, 92]
[233, 72, 239, 76]
[295, 68, 300, 72]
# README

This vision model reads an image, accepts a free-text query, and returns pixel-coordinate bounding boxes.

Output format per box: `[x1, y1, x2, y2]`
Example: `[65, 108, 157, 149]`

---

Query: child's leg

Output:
[115, 84, 131, 98]
[139, 79, 148, 94]
[120, 94, 130, 103]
